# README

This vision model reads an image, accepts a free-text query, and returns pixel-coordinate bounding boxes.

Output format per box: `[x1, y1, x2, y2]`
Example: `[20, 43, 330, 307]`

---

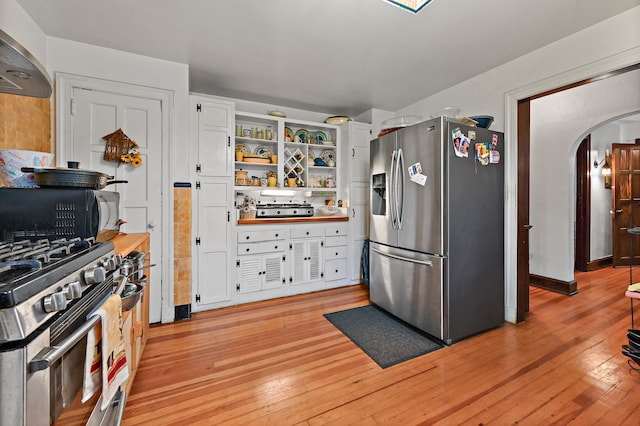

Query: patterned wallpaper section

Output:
[173, 186, 192, 306]
[0, 94, 51, 152]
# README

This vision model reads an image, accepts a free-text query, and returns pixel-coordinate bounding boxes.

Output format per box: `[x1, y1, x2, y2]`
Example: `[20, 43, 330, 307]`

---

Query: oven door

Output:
[29, 276, 129, 425]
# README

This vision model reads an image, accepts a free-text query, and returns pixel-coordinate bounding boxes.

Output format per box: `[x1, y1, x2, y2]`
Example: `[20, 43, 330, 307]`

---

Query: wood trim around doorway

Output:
[529, 274, 578, 295]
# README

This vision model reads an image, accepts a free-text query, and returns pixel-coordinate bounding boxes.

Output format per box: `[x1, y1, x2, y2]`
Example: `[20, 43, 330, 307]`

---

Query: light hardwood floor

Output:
[123, 267, 640, 425]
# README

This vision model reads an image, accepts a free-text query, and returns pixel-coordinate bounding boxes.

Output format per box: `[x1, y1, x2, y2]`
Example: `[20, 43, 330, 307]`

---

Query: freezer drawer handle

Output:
[371, 247, 433, 267]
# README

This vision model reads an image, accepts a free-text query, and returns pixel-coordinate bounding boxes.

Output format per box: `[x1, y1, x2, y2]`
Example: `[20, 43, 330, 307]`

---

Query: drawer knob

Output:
[306, 231, 309, 235]
[275, 233, 279, 237]
[335, 252, 338, 256]
[246, 236, 250, 240]
[246, 248, 250, 252]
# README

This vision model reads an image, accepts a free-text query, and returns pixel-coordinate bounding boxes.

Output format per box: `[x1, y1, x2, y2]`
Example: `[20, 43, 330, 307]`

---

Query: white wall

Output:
[590, 123, 619, 261]
[529, 70, 640, 281]
[45, 37, 191, 181]
[396, 6, 640, 322]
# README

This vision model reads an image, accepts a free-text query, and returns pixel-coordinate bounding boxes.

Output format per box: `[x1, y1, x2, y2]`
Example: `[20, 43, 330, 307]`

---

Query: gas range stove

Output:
[0, 237, 120, 343]
[256, 203, 314, 218]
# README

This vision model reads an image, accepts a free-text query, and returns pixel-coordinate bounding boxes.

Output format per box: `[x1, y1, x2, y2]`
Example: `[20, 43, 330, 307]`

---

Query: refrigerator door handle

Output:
[390, 149, 398, 229]
[396, 148, 405, 229]
[371, 247, 433, 267]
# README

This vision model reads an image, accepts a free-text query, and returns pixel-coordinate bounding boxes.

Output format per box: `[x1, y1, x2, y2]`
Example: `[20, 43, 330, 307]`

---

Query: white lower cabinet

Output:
[289, 225, 324, 285]
[324, 225, 348, 282]
[236, 229, 288, 293]
[232, 222, 352, 305]
[237, 252, 286, 293]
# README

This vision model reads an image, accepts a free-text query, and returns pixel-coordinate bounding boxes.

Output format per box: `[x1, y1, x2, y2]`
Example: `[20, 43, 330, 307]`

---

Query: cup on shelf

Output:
[236, 125, 243, 137]
[271, 154, 277, 164]
[267, 176, 277, 187]
[235, 151, 244, 162]
[287, 177, 296, 188]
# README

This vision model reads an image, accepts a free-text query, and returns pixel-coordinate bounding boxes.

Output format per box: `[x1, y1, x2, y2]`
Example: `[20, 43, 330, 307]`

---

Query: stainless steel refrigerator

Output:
[369, 117, 504, 344]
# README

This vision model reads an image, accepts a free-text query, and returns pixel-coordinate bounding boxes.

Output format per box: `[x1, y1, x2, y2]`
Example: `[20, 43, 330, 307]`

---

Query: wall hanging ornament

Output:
[102, 128, 142, 167]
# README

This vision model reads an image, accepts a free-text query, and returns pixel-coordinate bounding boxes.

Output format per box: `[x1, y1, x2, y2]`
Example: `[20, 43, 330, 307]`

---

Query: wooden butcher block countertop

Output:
[238, 216, 349, 225]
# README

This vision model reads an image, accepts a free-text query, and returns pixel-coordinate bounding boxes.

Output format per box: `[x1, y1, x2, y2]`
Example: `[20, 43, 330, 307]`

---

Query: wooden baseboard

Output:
[530, 274, 578, 296]
[587, 256, 612, 271]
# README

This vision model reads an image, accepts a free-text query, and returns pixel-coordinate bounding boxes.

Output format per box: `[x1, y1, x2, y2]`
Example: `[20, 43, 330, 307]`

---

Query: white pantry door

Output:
[71, 87, 163, 323]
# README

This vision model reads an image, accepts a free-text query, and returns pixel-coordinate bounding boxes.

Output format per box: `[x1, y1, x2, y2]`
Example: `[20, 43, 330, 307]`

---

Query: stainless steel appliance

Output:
[256, 203, 314, 218]
[0, 187, 121, 242]
[369, 117, 504, 344]
[0, 237, 127, 425]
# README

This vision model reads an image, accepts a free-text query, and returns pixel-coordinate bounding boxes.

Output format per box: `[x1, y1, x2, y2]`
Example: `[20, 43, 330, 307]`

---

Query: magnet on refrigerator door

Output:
[475, 142, 490, 166]
[453, 135, 470, 158]
[490, 149, 500, 164]
[408, 162, 427, 185]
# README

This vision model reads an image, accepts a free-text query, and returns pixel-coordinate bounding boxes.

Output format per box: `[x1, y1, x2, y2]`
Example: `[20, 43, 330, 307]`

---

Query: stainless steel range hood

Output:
[0, 28, 52, 98]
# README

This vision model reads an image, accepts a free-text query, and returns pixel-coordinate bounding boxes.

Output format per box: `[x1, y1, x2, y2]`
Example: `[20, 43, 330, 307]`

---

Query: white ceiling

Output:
[17, 0, 640, 117]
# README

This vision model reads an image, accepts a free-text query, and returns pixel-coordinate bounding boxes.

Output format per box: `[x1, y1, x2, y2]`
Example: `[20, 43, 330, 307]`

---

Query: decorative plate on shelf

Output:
[235, 143, 250, 153]
[320, 150, 335, 164]
[294, 129, 310, 143]
[254, 145, 273, 158]
[311, 131, 328, 144]
[284, 127, 294, 142]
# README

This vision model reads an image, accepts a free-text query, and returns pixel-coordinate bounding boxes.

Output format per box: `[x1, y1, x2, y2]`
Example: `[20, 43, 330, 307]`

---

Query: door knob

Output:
[616, 209, 623, 214]
[148, 220, 158, 230]
[524, 224, 533, 230]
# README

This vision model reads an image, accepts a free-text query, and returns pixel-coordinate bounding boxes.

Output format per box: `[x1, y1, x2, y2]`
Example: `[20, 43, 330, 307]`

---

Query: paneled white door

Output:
[70, 87, 163, 323]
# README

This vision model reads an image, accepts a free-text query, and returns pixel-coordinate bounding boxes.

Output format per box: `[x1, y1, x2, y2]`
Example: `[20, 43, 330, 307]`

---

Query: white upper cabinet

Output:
[195, 100, 234, 177]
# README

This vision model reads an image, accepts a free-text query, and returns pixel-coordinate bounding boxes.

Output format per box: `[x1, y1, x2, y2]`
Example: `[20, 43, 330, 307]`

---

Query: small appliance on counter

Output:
[0, 187, 121, 242]
[256, 203, 314, 218]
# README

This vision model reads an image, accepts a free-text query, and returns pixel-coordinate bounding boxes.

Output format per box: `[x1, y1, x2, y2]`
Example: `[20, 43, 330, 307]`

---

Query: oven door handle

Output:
[30, 314, 101, 372]
[29, 276, 128, 373]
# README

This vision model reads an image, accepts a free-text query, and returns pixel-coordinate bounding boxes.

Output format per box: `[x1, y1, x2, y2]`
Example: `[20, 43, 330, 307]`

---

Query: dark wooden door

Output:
[575, 136, 591, 272]
[516, 100, 531, 321]
[611, 142, 640, 267]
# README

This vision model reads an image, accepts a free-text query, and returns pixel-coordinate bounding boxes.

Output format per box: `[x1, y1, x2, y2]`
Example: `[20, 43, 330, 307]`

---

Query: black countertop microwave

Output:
[0, 187, 120, 242]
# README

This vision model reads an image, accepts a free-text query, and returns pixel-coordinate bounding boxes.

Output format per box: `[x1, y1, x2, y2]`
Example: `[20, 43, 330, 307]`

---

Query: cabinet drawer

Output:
[324, 246, 347, 260]
[237, 229, 288, 243]
[291, 227, 323, 239]
[237, 240, 286, 255]
[325, 236, 348, 247]
[324, 259, 348, 282]
[325, 224, 348, 236]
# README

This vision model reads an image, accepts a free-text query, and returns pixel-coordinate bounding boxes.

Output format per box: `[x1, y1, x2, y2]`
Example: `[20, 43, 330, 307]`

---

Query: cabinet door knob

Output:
[275, 233, 279, 237]
[274, 245, 278, 249]
[306, 231, 309, 235]
[352, 148, 355, 158]
[335, 252, 338, 256]
[246, 248, 250, 252]
[246, 236, 250, 240]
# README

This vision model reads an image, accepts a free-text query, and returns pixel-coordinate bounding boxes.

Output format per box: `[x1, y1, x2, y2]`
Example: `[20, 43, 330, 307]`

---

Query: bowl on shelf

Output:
[469, 115, 494, 129]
